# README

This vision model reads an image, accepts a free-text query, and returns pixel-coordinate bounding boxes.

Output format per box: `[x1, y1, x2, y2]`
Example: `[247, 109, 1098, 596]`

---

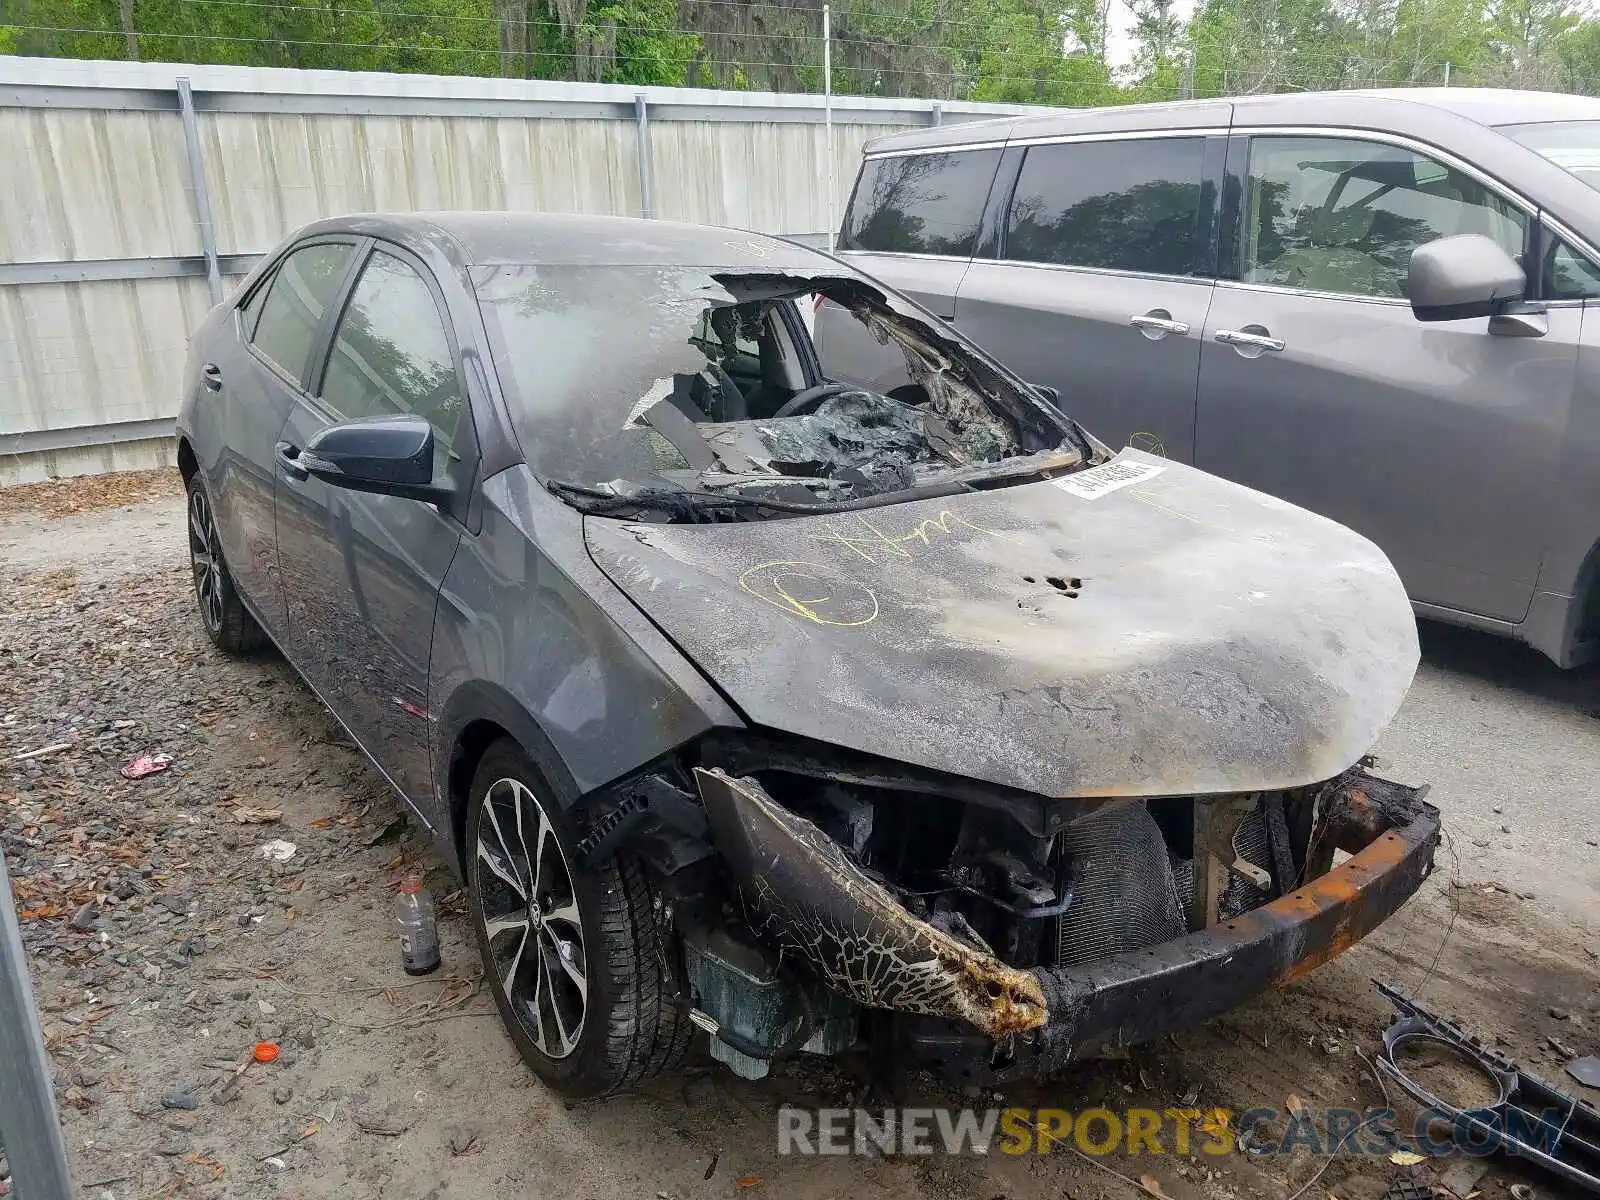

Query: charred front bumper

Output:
[694, 767, 1439, 1085]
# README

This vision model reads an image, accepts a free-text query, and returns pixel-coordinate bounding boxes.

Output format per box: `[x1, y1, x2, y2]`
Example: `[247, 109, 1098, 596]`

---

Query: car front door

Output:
[1194, 133, 1577, 624]
[214, 239, 361, 640]
[274, 245, 476, 809]
[953, 134, 1223, 463]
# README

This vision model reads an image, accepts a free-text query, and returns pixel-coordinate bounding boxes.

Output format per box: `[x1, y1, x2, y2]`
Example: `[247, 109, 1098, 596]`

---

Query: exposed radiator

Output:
[1054, 801, 1187, 966]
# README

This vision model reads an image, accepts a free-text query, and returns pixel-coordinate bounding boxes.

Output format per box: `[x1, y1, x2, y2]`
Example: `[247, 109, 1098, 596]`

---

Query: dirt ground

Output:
[2, 476, 1598, 1200]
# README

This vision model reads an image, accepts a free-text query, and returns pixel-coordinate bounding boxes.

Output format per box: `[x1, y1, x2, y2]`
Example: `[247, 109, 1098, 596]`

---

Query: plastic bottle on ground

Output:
[394, 871, 441, 976]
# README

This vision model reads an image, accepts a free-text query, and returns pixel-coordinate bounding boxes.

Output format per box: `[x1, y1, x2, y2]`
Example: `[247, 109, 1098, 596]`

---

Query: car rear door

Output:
[953, 127, 1228, 463]
[273, 243, 478, 809]
[1194, 131, 1577, 624]
[212, 239, 362, 641]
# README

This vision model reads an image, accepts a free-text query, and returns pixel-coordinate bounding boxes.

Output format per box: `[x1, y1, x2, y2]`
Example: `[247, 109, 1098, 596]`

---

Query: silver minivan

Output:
[827, 88, 1600, 668]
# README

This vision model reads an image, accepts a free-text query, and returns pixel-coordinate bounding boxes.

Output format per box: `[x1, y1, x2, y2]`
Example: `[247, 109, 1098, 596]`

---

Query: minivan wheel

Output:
[466, 740, 690, 1097]
[185, 475, 266, 655]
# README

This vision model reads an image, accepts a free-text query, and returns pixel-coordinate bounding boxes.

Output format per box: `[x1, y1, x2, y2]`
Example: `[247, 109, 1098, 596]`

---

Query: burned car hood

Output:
[584, 451, 1419, 799]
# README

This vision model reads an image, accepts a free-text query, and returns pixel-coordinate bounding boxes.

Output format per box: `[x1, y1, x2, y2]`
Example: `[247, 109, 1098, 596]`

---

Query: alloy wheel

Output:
[188, 486, 225, 634]
[475, 778, 588, 1059]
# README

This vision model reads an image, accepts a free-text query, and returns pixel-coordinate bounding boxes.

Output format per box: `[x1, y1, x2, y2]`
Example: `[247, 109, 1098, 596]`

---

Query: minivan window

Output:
[839, 149, 1001, 257]
[1003, 138, 1206, 276]
[1242, 136, 1526, 300]
[250, 242, 356, 384]
[1543, 236, 1600, 300]
[1501, 121, 1600, 192]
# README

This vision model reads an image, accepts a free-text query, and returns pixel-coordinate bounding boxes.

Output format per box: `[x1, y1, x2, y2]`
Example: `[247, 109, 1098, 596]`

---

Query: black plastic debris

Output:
[1375, 980, 1600, 1194]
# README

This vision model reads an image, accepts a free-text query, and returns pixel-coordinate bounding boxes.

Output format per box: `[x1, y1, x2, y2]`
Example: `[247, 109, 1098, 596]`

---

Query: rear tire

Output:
[185, 474, 266, 656]
[465, 739, 690, 1097]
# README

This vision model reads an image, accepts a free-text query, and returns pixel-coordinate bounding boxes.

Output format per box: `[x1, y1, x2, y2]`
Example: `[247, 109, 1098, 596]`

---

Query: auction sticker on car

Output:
[1051, 457, 1165, 499]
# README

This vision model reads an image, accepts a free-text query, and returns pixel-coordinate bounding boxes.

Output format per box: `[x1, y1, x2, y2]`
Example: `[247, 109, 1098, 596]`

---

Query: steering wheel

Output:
[772, 382, 857, 420]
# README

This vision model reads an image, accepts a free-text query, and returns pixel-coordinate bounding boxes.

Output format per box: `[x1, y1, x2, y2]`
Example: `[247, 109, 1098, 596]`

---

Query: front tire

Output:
[466, 740, 690, 1097]
[185, 474, 265, 656]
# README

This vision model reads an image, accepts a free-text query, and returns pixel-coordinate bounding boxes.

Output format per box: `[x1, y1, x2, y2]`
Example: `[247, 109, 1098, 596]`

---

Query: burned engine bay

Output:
[537, 272, 1092, 518]
[571, 735, 1440, 1085]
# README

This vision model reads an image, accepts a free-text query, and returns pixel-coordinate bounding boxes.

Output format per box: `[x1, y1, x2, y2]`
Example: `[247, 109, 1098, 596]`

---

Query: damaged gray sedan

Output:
[175, 212, 1440, 1097]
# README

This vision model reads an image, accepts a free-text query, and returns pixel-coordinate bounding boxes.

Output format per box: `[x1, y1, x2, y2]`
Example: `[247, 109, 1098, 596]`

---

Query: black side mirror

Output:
[1408, 234, 1526, 322]
[300, 415, 452, 504]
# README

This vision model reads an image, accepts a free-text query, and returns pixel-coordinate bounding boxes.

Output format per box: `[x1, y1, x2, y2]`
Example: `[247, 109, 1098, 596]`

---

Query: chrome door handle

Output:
[201, 362, 224, 391]
[1129, 312, 1190, 337]
[1215, 328, 1285, 353]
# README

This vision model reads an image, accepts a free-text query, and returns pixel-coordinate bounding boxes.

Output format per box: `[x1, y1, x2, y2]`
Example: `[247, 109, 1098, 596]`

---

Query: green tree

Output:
[1391, 0, 1489, 84]
[1127, 0, 1182, 80]
[1187, 0, 1358, 95]
[1557, 18, 1600, 91]
[1485, 0, 1580, 84]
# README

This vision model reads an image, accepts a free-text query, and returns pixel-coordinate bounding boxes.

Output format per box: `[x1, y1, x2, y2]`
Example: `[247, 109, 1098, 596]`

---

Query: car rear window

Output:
[1004, 138, 1206, 276]
[839, 148, 1001, 257]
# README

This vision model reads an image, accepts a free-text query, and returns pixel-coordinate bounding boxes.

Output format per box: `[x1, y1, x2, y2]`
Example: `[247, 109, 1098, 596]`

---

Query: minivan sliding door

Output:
[953, 133, 1225, 463]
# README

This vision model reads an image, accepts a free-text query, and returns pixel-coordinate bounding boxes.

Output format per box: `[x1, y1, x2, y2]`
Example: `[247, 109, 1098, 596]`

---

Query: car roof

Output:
[864, 87, 1600, 156]
[314, 211, 829, 270]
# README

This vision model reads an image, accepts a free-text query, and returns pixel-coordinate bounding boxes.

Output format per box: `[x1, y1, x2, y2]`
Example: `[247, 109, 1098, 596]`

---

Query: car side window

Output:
[1243, 136, 1527, 300]
[250, 243, 356, 384]
[839, 149, 1002, 257]
[1543, 236, 1600, 300]
[319, 250, 464, 477]
[237, 267, 275, 341]
[1004, 137, 1207, 276]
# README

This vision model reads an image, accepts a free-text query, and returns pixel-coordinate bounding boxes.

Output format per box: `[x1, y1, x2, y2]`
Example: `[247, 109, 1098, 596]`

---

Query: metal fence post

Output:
[930, 102, 943, 126]
[176, 77, 223, 304]
[0, 847, 75, 1199]
[823, 4, 835, 253]
[634, 94, 654, 219]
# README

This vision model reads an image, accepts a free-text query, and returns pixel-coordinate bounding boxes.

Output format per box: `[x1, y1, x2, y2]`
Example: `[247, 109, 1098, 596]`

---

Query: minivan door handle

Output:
[1129, 310, 1190, 338]
[1215, 326, 1286, 355]
[200, 363, 224, 391]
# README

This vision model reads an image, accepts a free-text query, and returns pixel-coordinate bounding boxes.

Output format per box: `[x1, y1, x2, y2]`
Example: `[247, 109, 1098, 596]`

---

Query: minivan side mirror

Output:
[1408, 234, 1526, 323]
[300, 415, 452, 504]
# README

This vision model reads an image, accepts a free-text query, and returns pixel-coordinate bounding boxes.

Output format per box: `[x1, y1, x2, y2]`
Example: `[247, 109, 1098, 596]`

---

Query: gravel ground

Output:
[1, 480, 1597, 1200]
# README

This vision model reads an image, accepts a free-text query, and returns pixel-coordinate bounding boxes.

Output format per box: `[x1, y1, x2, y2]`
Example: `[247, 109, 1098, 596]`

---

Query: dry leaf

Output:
[1140, 1174, 1172, 1200]
[736, 1177, 763, 1189]
[1389, 1150, 1426, 1166]
[1286, 1092, 1309, 1117]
